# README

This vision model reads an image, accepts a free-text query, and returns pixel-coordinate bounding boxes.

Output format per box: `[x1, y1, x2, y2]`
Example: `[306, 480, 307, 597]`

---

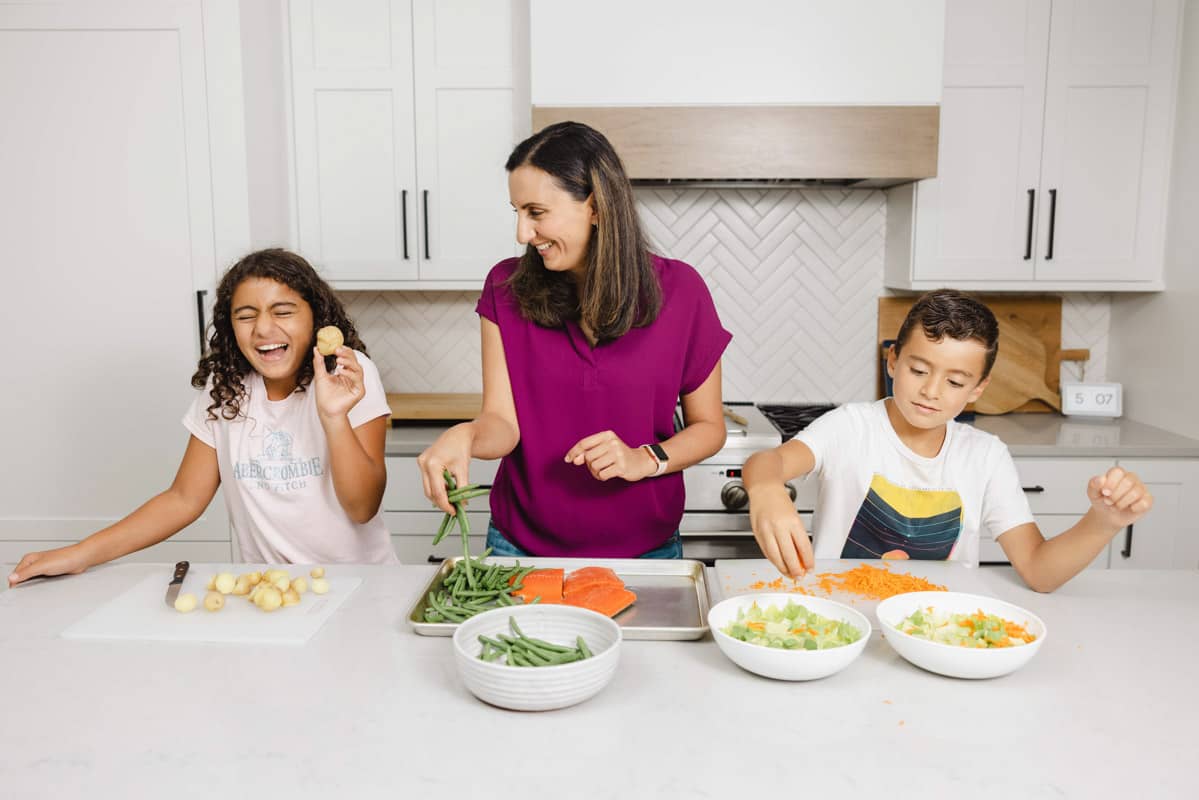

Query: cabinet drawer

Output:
[383, 458, 499, 511]
[980, 514, 1109, 570]
[1013, 458, 1112, 515]
[392, 535, 486, 565]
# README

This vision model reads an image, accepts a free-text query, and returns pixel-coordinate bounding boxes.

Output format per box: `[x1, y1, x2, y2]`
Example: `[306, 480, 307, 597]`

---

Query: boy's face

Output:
[887, 331, 991, 429]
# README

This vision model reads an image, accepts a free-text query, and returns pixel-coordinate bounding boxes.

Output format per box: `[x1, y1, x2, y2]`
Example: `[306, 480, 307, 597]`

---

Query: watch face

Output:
[648, 443, 668, 462]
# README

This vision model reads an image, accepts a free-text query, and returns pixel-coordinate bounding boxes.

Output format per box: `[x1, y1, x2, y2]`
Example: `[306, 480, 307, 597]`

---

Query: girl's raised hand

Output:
[312, 345, 365, 420]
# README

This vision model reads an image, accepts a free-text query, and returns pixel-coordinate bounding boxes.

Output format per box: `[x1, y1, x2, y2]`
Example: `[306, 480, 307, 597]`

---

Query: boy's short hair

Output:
[894, 289, 1000, 380]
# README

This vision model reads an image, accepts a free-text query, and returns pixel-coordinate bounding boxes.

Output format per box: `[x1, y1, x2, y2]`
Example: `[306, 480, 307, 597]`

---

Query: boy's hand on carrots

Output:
[418, 424, 474, 514]
[564, 430, 656, 482]
[1086, 466, 1153, 529]
[312, 346, 365, 421]
[749, 485, 814, 579]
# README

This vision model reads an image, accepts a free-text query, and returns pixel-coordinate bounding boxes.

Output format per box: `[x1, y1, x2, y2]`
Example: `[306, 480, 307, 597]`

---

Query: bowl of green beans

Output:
[452, 604, 622, 711]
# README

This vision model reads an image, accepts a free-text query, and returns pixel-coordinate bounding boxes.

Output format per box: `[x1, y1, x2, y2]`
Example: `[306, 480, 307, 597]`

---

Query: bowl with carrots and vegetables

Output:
[707, 593, 871, 681]
[452, 604, 621, 711]
[875, 591, 1047, 679]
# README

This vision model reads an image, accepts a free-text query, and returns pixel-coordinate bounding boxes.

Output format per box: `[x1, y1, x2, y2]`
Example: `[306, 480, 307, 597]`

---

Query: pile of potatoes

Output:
[172, 566, 330, 613]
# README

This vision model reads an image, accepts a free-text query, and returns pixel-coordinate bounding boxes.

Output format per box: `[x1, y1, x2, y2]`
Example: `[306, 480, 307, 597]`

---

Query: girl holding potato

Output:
[8, 249, 397, 587]
[418, 122, 731, 558]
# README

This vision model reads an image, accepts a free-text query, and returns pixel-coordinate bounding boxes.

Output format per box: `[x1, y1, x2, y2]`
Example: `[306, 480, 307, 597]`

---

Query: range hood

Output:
[531, 106, 940, 189]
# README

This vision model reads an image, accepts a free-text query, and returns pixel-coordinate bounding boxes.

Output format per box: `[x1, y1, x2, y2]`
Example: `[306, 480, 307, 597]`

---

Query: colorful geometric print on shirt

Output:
[839, 473, 963, 561]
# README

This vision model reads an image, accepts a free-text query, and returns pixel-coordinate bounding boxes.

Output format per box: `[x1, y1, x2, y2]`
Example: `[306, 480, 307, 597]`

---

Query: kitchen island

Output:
[2, 563, 1195, 798]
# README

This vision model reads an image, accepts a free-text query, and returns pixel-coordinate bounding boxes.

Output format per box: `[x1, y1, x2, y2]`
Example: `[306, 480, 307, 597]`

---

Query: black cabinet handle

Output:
[1046, 188, 1057, 259]
[427, 555, 445, 564]
[1023, 189, 1035, 260]
[1022, 485, 1045, 493]
[1121, 524, 1134, 559]
[195, 289, 207, 355]
[401, 190, 409, 260]
[422, 189, 430, 260]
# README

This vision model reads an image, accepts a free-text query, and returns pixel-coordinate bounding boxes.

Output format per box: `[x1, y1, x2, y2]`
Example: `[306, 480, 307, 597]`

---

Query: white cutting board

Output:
[715, 559, 993, 634]
[61, 564, 361, 645]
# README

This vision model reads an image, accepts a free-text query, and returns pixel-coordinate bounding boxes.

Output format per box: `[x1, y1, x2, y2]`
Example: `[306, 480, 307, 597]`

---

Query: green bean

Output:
[577, 636, 593, 659]
[442, 468, 457, 491]
[446, 487, 491, 503]
[432, 512, 453, 545]
[456, 502, 471, 535]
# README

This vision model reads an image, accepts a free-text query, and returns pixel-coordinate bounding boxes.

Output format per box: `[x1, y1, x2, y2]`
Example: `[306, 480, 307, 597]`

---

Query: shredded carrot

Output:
[742, 562, 946, 601]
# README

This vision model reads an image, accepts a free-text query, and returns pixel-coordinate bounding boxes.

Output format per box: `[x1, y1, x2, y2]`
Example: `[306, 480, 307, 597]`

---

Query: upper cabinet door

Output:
[1036, 0, 1181, 285]
[290, 0, 419, 281]
[912, 0, 1050, 282]
[411, 0, 524, 281]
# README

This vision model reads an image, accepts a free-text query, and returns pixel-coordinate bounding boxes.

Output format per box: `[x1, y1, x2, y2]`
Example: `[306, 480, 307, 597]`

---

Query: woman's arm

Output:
[8, 435, 221, 586]
[418, 317, 520, 513]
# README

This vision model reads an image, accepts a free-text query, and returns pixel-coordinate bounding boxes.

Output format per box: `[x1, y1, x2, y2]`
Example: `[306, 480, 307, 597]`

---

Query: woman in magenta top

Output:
[418, 122, 731, 557]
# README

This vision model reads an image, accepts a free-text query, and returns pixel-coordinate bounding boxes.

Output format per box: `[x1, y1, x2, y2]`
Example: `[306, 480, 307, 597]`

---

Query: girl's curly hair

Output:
[191, 248, 367, 420]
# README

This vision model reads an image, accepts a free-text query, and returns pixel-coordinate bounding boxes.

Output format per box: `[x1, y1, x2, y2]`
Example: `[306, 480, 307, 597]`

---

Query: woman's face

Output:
[508, 164, 596, 276]
[230, 277, 314, 394]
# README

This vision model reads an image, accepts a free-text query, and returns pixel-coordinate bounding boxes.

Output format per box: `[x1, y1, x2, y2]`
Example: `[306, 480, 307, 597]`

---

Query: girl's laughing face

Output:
[230, 277, 314, 397]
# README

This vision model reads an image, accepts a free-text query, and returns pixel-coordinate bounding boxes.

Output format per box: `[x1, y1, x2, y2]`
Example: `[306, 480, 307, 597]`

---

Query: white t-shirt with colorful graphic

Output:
[183, 351, 399, 565]
[793, 400, 1035, 565]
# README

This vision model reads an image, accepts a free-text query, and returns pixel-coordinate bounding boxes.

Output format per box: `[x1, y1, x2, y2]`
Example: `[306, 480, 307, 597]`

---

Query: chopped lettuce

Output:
[896, 606, 1036, 649]
[722, 600, 862, 650]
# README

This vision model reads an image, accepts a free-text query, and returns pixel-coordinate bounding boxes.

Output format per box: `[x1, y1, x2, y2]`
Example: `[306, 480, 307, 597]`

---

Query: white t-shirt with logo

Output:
[183, 351, 399, 565]
[793, 400, 1035, 565]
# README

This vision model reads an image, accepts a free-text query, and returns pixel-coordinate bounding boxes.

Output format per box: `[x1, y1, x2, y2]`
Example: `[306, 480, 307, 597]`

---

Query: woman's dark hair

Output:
[191, 248, 367, 420]
[894, 289, 1000, 379]
[504, 121, 661, 343]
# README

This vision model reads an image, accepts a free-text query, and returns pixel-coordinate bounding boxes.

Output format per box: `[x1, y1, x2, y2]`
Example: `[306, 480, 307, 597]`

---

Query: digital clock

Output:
[1061, 382, 1122, 418]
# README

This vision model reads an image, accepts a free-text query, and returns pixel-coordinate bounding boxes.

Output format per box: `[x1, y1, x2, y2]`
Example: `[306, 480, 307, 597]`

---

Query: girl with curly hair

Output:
[9, 249, 396, 586]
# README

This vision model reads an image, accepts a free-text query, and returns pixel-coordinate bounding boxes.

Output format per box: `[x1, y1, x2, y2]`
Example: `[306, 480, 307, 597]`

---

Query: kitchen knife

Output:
[163, 561, 189, 608]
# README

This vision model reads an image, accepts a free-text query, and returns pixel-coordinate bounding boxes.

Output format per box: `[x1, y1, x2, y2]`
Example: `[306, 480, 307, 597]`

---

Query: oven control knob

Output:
[785, 483, 798, 502]
[721, 481, 749, 511]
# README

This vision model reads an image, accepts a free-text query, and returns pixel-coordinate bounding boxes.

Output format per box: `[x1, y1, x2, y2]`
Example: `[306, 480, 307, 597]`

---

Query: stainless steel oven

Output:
[678, 402, 834, 564]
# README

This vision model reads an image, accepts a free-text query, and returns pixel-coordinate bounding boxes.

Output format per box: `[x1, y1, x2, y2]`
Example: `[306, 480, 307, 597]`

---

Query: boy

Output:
[743, 289, 1152, 592]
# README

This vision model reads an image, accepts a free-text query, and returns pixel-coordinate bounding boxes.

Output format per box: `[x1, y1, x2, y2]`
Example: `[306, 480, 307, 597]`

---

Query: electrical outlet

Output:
[1061, 383, 1122, 418]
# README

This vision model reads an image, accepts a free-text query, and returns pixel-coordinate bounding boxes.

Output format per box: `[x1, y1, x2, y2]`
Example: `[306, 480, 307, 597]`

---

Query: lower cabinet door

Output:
[979, 515, 1110, 570]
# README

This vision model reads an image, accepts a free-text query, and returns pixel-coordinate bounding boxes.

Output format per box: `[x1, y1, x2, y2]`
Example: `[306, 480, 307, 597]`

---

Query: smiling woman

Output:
[417, 122, 733, 559]
[7, 249, 399, 589]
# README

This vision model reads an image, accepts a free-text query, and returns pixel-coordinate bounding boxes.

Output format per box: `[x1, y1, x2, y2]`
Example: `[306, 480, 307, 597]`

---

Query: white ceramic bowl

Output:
[875, 591, 1047, 679]
[707, 593, 871, 681]
[452, 604, 621, 711]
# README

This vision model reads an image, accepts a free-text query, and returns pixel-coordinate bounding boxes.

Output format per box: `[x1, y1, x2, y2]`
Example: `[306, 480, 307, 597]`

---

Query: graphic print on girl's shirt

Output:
[839, 474, 963, 560]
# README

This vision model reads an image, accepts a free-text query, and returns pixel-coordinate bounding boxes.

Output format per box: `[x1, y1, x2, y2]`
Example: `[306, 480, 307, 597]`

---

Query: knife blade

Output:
[164, 560, 190, 608]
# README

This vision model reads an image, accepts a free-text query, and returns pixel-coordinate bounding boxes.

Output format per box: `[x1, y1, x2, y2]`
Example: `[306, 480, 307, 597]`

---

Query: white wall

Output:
[1109, 0, 1199, 438]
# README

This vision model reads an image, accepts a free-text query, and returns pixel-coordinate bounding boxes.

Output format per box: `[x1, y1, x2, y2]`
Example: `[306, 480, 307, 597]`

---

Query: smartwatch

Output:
[641, 443, 669, 477]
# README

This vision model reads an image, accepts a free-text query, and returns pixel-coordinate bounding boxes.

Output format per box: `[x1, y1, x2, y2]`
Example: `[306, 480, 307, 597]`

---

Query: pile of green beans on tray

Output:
[422, 552, 538, 623]
[478, 615, 594, 667]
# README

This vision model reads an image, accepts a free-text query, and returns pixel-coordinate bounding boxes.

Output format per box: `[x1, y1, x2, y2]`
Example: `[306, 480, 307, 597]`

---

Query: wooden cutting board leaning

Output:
[877, 296, 1089, 414]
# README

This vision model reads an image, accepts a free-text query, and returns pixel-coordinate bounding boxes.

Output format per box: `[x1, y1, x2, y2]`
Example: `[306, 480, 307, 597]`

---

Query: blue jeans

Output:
[485, 520, 683, 559]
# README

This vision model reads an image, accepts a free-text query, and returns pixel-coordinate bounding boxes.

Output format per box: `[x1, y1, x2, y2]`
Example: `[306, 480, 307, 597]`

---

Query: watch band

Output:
[642, 443, 669, 477]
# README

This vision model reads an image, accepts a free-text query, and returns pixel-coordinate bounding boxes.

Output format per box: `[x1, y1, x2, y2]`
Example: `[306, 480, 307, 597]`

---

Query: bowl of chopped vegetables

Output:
[875, 591, 1047, 679]
[707, 594, 871, 681]
[452, 604, 621, 711]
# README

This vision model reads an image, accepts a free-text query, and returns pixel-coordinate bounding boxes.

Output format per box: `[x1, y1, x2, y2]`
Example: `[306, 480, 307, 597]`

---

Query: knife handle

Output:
[170, 561, 190, 585]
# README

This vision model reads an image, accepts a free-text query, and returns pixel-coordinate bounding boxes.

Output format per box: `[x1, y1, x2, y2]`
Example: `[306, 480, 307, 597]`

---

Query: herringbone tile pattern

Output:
[343, 188, 1109, 398]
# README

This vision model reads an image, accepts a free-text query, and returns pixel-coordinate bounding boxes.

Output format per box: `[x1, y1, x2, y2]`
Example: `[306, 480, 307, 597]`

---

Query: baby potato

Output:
[247, 571, 262, 586]
[256, 586, 283, 612]
[281, 588, 301, 607]
[205, 575, 216, 591]
[315, 326, 344, 356]
[204, 591, 225, 612]
[173, 593, 198, 613]
[290, 577, 308, 595]
[214, 572, 236, 595]
[272, 576, 290, 592]
[311, 578, 330, 595]
[310, 566, 325, 579]
[232, 575, 252, 596]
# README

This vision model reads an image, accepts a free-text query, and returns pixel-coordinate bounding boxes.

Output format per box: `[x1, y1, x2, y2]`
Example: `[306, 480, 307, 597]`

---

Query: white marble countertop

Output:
[386, 414, 1199, 459]
[2, 562, 1197, 798]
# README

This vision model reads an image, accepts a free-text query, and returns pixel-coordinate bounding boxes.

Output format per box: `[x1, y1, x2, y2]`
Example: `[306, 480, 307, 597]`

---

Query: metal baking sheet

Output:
[407, 557, 712, 640]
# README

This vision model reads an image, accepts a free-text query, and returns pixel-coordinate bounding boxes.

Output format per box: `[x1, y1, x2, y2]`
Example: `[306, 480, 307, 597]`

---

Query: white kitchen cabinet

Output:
[1109, 459, 1199, 570]
[288, 0, 527, 289]
[383, 456, 498, 562]
[979, 457, 1113, 568]
[886, 0, 1181, 291]
[531, 0, 945, 105]
[0, 1, 243, 554]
